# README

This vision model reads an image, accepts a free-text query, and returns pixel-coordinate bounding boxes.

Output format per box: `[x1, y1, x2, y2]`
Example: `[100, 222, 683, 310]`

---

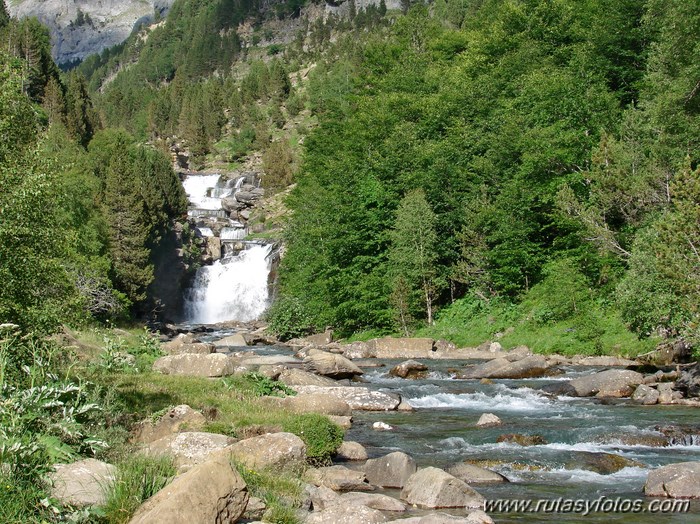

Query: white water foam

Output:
[182, 174, 223, 210]
[408, 386, 564, 412]
[184, 244, 272, 323]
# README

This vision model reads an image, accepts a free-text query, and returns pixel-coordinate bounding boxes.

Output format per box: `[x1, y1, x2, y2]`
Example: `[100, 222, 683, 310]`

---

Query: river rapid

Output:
[193, 328, 700, 522]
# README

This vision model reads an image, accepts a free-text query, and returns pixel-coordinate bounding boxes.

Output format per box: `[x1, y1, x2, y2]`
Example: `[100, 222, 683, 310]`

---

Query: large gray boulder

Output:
[153, 353, 236, 377]
[458, 355, 549, 379]
[306, 503, 387, 524]
[335, 492, 406, 512]
[400, 467, 484, 509]
[390, 360, 429, 379]
[278, 368, 338, 387]
[446, 462, 509, 484]
[632, 384, 660, 405]
[364, 452, 417, 489]
[370, 337, 435, 359]
[676, 363, 700, 398]
[644, 462, 700, 498]
[146, 432, 235, 471]
[306, 466, 373, 492]
[390, 512, 494, 524]
[132, 405, 206, 444]
[228, 432, 306, 472]
[282, 393, 352, 416]
[336, 441, 368, 461]
[291, 385, 401, 411]
[568, 369, 644, 397]
[49, 459, 115, 507]
[128, 453, 248, 524]
[213, 333, 248, 347]
[303, 350, 364, 379]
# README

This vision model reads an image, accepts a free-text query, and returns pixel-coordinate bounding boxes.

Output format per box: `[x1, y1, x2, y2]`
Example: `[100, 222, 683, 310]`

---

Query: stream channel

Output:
[193, 329, 700, 523]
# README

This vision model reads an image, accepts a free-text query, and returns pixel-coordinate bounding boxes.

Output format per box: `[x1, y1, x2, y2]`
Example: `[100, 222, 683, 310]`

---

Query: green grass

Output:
[420, 295, 658, 357]
[234, 464, 305, 524]
[0, 474, 54, 524]
[101, 455, 176, 524]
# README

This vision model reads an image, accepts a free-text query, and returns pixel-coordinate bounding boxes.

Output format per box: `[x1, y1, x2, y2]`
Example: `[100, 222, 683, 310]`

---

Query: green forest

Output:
[0, 0, 699, 520]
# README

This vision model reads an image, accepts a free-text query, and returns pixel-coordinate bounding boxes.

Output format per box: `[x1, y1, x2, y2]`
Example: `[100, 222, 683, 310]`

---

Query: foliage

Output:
[234, 464, 305, 524]
[281, 413, 343, 466]
[101, 455, 175, 524]
[265, 296, 315, 341]
[227, 372, 296, 398]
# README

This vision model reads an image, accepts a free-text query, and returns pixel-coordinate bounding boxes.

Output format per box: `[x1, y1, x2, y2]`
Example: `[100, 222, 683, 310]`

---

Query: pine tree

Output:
[0, 1, 10, 28]
[65, 72, 98, 146]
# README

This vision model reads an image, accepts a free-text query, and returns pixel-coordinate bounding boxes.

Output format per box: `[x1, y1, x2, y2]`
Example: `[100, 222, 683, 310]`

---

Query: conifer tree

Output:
[0, 1, 10, 28]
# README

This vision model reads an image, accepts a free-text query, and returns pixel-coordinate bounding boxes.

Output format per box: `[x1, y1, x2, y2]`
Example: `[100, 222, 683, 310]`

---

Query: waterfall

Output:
[184, 244, 273, 324]
[180, 172, 271, 324]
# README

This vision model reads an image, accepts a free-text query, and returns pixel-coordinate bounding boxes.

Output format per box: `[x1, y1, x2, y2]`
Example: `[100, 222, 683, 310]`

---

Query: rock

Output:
[328, 415, 353, 429]
[306, 503, 387, 524]
[342, 341, 375, 359]
[446, 462, 509, 484]
[373, 421, 393, 431]
[303, 350, 364, 379]
[365, 452, 417, 489]
[458, 355, 549, 379]
[568, 369, 644, 397]
[282, 393, 352, 416]
[153, 353, 236, 377]
[504, 345, 532, 361]
[132, 405, 206, 444]
[390, 512, 494, 524]
[257, 364, 285, 379]
[675, 363, 700, 398]
[655, 424, 700, 446]
[657, 382, 674, 404]
[400, 467, 484, 509]
[369, 337, 435, 359]
[146, 432, 235, 471]
[306, 466, 373, 492]
[397, 398, 415, 411]
[291, 385, 401, 411]
[594, 433, 669, 447]
[128, 453, 249, 524]
[496, 434, 547, 446]
[573, 356, 638, 367]
[167, 342, 216, 355]
[476, 413, 502, 427]
[243, 496, 266, 520]
[435, 339, 457, 352]
[644, 462, 700, 498]
[335, 492, 405, 512]
[228, 432, 306, 472]
[278, 368, 339, 386]
[162, 333, 198, 352]
[213, 333, 249, 347]
[632, 384, 660, 405]
[564, 451, 644, 475]
[539, 381, 578, 396]
[336, 441, 368, 461]
[49, 459, 116, 507]
[307, 484, 340, 511]
[477, 341, 503, 353]
[390, 360, 429, 379]
[305, 330, 335, 346]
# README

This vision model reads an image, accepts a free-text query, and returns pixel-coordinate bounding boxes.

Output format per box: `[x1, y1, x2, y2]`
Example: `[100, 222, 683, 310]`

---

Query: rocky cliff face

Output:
[8, 0, 175, 65]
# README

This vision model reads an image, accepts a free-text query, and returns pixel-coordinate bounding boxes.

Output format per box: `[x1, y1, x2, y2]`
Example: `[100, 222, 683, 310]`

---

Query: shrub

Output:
[265, 297, 314, 341]
[282, 414, 343, 466]
[234, 464, 305, 524]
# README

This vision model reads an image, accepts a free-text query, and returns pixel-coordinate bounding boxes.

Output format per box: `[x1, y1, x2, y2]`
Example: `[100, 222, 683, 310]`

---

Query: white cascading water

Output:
[181, 173, 270, 324]
[184, 244, 273, 323]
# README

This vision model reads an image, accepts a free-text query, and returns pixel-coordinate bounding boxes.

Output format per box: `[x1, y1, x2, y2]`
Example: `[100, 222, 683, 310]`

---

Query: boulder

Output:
[335, 492, 405, 512]
[162, 333, 198, 353]
[655, 424, 700, 446]
[128, 453, 249, 524]
[132, 405, 206, 444]
[307, 484, 340, 511]
[504, 345, 532, 362]
[568, 369, 644, 397]
[675, 363, 700, 398]
[373, 421, 393, 431]
[49, 459, 115, 507]
[364, 452, 417, 489]
[153, 353, 236, 377]
[303, 350, 364, 379]
[282, 394, 352, 416]
[458, 355, 549, 379]
[306, 503, 387, 524]
[342, 341, 375, 359]
[564, 451, 644, 475]
[257, 364, 285, 380]
[389, 360, 429, 379]
[446, 462, 509, 484]
[146, 432, 235, 471]
[476, 413, 502, 427]
[496, 434, 547, 446]
[305, 330, 334, 346]
[644, 462, 700, 498]
[369, 337, 435, 359]
[336, 441, 368, 461]
[328, 415, 353, 429]
[573, 356, 638, 367]
[228, 432, 306, 472]
[291, 385, 401, 411]
[278, 368, 337, 387]
[213, 333, 248, 347]
[632, 384, 660, 405]
[306, 466, 373, 492]
[657, 382, 674, 404]
[400, 467, 484, 509]
[243, 496, 267, 520]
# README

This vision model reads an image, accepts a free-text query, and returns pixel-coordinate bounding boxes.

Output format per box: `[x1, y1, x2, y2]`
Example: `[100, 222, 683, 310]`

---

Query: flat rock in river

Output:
[291, 385, 400, 411]
[457, 355, 549, 379]
[153, 353, 236, 377]
[303, 350, 364, 379]
[644, 461, 700, 498]
[400, 467, 484, 509]
[568, 369, 643, 397]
